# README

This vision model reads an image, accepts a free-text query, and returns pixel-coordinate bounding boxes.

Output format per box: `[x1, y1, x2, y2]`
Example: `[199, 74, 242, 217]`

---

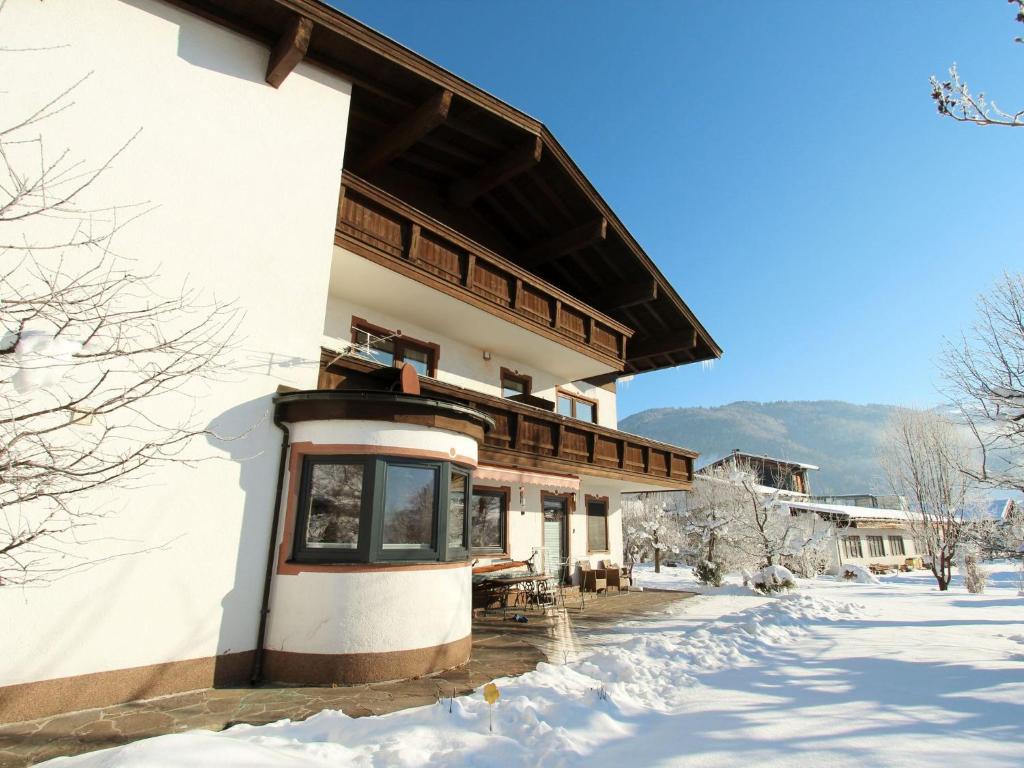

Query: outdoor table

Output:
[481, 574, 548, 615]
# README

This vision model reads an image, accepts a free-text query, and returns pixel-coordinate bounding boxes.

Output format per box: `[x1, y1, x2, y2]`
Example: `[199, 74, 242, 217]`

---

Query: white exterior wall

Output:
[267, 568, 471, 655]
[0, 0, 351, 687]
[324, 291, 617, 429]
[289, 420, 478, 465]
[474, 476, 623, 581]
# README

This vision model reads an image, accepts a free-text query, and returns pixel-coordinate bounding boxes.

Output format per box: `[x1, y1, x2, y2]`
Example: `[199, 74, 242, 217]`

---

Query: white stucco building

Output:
[0, 0, 721, 723]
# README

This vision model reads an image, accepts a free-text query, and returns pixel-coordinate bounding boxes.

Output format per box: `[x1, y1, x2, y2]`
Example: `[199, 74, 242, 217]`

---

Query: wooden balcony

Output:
[319, 352, 696, 489]
[335, 174, 634, 371]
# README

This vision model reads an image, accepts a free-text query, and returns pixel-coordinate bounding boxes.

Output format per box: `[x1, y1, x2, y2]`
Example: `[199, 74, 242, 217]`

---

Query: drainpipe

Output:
[250, 401, 289, 685]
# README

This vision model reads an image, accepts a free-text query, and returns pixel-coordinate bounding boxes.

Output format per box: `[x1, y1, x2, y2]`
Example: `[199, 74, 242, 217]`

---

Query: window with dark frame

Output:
[586, 498, 609, 552]
[556, 391, 597, 423]
[842, 536, 863, 559]
[352, 321, 437, 377]
[470, 488, 507, 554]
[500, 369, 531, 399]
[867, 535, 885, 558]
[292, 455, 470, 564]
[888, 535, 906, 556]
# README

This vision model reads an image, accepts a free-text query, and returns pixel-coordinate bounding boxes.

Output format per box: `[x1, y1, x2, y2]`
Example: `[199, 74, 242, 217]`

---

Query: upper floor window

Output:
[352, 317, 438, 377]
[500, 368, 532, 400]
[557, 390, 597, 423]
[293, 454, 469, 564]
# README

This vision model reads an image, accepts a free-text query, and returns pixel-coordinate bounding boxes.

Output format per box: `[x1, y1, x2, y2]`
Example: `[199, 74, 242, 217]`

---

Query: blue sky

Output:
[333, 1, 1022, 418]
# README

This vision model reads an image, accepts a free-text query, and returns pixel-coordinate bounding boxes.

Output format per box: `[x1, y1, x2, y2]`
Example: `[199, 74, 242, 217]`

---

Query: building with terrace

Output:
[0, 0, 720, 724]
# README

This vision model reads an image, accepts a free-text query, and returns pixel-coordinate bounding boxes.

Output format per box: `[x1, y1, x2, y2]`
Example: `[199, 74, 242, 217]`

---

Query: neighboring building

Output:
[785, 500, 919, 571]
[1, 0, 720, 723]
[702, 450, 917, 570]
[702, 450, 818, 497]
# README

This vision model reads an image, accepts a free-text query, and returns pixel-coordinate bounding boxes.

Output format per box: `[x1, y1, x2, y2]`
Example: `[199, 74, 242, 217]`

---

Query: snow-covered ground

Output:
[45, 563, 1024, 767]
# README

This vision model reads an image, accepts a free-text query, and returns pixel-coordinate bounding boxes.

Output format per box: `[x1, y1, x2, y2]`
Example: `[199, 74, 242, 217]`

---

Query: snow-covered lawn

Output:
[46, 564, 1024, 767]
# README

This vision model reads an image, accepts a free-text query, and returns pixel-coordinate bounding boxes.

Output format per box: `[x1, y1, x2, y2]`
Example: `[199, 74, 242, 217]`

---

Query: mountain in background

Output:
[620, 400, 902, 496]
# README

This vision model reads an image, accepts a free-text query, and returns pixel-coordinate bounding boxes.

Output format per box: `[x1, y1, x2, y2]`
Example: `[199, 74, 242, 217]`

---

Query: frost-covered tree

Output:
[944, 273, 1024, 493]
[687, 462, 833, 579]
[881, 408, 979, 591]
[622, 491, 682, 574]
[930, 2, 1024, 128]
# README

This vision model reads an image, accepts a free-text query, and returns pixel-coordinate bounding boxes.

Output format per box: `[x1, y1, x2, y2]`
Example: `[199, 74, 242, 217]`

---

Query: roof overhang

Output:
[163, 0, 723, 376]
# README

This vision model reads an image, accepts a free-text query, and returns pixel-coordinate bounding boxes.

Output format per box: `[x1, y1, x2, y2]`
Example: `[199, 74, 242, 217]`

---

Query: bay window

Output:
[293, 455, 471, 564]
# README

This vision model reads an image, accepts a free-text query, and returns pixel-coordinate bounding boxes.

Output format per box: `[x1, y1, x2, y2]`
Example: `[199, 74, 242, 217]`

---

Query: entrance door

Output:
[542, 495, 568, 583]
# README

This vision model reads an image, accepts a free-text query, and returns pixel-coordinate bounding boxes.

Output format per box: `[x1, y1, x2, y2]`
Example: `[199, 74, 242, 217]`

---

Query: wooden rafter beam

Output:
[594, 279, 657, 310]
[265, 15, 313, 88]
[354, 89, 453, 174]
[521, 217, 607, 266]
[628, 328, 698, 360]
[449, 135, 543, 206]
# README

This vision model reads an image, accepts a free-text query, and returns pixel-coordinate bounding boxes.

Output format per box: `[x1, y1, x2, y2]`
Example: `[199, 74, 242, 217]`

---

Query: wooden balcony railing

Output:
[319, 353, 696, 489]
[336, 174, 634, 371]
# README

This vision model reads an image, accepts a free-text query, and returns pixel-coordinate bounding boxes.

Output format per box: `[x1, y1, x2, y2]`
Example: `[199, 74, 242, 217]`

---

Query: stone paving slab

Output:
[0, 588, 693, 767]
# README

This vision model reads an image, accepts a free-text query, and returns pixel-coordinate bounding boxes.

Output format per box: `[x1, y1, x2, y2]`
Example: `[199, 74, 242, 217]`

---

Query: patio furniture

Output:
[579, 561, 607, 595]
[600, 560, 628, 593]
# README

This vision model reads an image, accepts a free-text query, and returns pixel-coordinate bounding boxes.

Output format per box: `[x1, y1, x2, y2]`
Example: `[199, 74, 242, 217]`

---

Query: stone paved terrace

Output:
[0, 588, 693, 767]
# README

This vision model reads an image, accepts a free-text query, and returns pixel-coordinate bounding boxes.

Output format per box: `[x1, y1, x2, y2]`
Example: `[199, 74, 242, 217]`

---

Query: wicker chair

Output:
[601, 560, 628, 593]
[578, 560, 607, 594]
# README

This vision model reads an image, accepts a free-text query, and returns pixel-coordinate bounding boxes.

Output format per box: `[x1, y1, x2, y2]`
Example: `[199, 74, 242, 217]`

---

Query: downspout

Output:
[250, 400, 289, 685]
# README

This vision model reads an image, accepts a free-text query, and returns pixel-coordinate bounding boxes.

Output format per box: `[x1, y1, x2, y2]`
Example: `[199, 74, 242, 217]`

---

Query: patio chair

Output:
[578, 560, 607, 595]
[600, 560, 627, 593]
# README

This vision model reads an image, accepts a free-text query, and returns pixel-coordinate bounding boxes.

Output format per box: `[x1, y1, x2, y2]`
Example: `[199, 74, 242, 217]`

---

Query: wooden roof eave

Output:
[164, 0, 723, 368]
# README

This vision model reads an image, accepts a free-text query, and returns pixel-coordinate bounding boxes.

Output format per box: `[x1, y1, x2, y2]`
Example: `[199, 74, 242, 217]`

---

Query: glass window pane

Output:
[400, 345, 430, 375]
[587, 500, 607, 551]
[382, 465, 437, 549]
[448, 471, 467, 549]
[557, 395, 573, 417]
[471, 492, 504, 551]
[305, 463, 363, 549]
[502, 377, 525, 398]
[576, 400, 594, 423]
[354, 329, 395, 367]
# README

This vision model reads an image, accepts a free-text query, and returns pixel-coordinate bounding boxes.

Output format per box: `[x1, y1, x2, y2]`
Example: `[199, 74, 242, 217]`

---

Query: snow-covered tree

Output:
[622, 491, 683, 574]
[930, 2, 1024, 128]
[880, 408, 979, 591]
[944, 273, 1024, 493]
[686, 462, 833, 580]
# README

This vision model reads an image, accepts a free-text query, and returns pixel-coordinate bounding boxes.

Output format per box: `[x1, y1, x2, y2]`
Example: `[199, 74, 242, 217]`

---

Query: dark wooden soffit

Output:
[161, 0, 722, 378]
[320, 352, 696, 489]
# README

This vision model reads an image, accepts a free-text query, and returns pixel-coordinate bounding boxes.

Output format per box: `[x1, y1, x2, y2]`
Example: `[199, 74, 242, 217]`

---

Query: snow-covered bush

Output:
[839, 564, 879, 584]
[955, 543, 987, 594]
[751, 564, 796, 594]
[693, 559, 723, 587]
